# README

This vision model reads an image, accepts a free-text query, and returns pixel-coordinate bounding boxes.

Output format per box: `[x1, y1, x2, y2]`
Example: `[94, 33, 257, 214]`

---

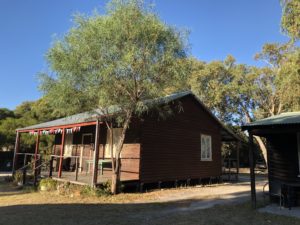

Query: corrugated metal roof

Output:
[243, 112, 300, 129]
[17, 90, 240, 141]
[17, 109, 102, 131]
[17, 91, 192, 131]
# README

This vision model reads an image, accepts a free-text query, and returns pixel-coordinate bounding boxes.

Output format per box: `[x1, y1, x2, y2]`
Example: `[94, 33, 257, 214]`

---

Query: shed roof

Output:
[17, 91, 240, 141]
[242, 112, 300, 130]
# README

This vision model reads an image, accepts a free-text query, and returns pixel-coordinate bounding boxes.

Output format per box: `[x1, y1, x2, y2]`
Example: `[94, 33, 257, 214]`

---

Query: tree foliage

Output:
[281, 0, 300, 42]
[189, 56, 254, 125]
[0, 108, 14, 120]
[40, 0, 189, 117]
[190, 44, 300, 125]
[254, 43, 300, 117]
[0, 99, 59, 150]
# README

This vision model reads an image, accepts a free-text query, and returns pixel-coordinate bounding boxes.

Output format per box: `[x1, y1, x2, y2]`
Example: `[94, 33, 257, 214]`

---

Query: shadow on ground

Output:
[0, 191, 299, 225]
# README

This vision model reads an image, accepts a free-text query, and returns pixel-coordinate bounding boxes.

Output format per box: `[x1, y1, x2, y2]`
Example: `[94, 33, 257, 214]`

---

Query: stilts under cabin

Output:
[13, 91, 240, 188]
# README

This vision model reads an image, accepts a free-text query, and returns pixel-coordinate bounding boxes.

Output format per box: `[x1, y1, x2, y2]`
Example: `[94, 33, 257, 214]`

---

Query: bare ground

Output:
[0, 174, 299, 225]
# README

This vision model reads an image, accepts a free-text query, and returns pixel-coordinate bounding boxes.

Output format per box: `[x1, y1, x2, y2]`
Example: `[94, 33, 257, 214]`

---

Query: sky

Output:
[0, 0, 289, 110]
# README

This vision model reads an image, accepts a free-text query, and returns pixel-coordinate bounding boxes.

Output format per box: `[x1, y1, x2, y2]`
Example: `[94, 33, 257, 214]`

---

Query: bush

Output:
[13, 170, 23, 184]
[57, 182, 74, 195]
[39, 178, 57, 191]
[79, 181, 112, 197]
[99, 180, 112, 194]
[37, 179, 112, 197]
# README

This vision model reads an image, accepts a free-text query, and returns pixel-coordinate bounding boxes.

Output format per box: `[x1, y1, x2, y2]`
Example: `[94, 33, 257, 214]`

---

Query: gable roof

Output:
[17, 91, 191, 131]
[17, 91, 240, 141]
[242, 112, 300, 130]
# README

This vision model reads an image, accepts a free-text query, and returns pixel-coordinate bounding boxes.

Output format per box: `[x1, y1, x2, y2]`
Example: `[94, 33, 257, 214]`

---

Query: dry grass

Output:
[0, 181, 299, 225]
[0, 182, 160, 205]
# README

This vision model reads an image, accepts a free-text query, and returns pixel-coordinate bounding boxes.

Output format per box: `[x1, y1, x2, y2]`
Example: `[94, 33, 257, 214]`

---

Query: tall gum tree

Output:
[281, 0, 300, 43]
[189, 46, 300, 164]
[39, 0, 190, 194]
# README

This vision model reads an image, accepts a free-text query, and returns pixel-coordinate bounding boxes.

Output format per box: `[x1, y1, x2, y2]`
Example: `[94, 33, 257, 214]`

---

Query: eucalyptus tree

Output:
[189, 45, 300, 164]
[254, 43, 300, 117]
[39, 0, 189, 193]
[189, 56, 255, 126]
[281, 0, 300, 42]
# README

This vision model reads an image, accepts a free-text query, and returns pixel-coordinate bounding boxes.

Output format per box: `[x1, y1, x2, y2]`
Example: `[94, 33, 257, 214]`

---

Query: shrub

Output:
[39, 178, 57, 191]
[99, 180, 112, 194]
[80, 182, 112, 197]
[57, 182, 78, 196]
[13, 170, 23, 184]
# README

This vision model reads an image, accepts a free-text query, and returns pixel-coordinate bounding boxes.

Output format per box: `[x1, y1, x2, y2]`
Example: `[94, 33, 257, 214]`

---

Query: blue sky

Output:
[0, 0, 288, 110]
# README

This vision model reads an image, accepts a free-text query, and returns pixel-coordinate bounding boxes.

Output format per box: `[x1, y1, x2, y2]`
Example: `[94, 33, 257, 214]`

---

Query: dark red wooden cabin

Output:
[13, 91, 239, 187]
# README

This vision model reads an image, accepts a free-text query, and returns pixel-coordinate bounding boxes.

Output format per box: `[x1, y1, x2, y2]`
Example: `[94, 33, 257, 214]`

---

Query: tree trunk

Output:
[254, 135, 268, 165]
[110, 111, 132, 194]
[111, 158, 121, 194]
[244, 112, 268, 165]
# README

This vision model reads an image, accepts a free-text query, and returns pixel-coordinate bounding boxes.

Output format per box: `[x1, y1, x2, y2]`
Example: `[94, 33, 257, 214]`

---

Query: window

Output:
[105, 128, 123, 158]
[82, 133, 93, 145]
[201, 134, 212, 161]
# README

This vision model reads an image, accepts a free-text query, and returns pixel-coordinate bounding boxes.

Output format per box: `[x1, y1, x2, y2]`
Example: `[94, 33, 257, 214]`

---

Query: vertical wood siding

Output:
[139, 96, 222, 183]
[266, 133, 300, 202]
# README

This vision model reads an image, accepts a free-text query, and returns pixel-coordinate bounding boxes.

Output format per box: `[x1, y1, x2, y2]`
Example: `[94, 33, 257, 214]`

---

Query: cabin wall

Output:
[100, 144, 141, 181]
[139, 96, 222, 183]
[266, 133, 300, 203]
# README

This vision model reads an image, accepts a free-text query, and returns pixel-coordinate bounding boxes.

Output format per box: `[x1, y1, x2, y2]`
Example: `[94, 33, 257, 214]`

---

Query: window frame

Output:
[200, 134, 212, 161]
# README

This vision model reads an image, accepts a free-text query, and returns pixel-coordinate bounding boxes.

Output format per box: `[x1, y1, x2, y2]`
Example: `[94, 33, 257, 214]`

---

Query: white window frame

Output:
[201, 134, 212, 161]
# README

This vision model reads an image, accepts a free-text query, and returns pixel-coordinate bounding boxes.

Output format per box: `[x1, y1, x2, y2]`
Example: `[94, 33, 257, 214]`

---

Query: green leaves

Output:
[189, 56, 251, 124]
[0, 99, 60, 149]
[281, 0, 300, 43]
[0, 108, 14, 121]
[40, 0, 190, 122]
[189, 43, 300, 126]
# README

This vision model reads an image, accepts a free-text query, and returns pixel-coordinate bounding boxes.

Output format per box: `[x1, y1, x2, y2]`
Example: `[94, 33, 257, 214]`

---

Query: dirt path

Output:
[131, 174, 267, 216]
[157, 181, 265, 203]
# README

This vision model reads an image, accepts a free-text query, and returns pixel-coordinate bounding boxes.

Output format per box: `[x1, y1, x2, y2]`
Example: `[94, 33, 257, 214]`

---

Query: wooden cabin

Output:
[242, 112, 300, 207]
[13, 91, 239, 187]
